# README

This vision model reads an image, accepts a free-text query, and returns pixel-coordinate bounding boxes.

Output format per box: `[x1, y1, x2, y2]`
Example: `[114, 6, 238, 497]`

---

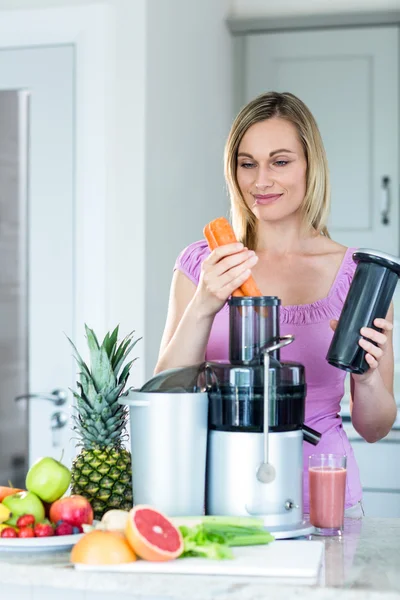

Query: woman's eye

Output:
[240, 162, 255, 169]
[274, 160, 288, 167]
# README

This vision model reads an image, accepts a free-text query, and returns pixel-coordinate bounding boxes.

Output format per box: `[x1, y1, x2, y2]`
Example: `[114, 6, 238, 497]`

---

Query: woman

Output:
[155, 91, 397, 515]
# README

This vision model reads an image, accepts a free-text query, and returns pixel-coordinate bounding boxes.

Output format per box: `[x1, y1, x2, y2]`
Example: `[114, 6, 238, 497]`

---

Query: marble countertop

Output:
[0, 517, 399, 599]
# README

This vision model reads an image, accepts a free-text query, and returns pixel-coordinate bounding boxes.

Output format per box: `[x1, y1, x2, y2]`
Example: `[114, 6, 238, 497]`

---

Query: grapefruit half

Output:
[125, 505, 183, 561]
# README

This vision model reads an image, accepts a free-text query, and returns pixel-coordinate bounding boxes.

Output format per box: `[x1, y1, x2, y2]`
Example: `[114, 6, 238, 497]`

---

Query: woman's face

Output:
[236, 117, 307, 223]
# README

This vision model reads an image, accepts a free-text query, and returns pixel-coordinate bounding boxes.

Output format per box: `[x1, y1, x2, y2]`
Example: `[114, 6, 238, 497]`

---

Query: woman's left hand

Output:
[330, 318, 393, 382]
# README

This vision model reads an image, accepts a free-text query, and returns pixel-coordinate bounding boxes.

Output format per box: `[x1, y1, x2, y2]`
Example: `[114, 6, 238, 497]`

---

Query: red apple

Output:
[49, 495, 93, 527]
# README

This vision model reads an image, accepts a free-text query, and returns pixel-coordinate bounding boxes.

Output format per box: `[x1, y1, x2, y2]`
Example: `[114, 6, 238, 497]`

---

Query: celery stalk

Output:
[172, 515, 265, 529]
[224, 533, 275, 547]
[176, 518, 274, 560]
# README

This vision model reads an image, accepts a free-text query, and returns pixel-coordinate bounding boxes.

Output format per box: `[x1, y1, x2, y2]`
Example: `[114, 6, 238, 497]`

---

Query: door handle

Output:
[50, 411, 69, 448]
[50, 411, 68, 429]
[381, 176, 391, 226]
[15, 388, 67, 406]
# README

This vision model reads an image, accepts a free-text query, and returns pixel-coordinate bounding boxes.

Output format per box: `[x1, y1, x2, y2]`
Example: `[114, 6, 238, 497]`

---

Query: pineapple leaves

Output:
[79, 372, 98, 407]
[85, 324, 100, 352]
[118, 359, 137, 386]
[66, 335, 91, 378]
[102, 325, 119, 359]
[113, 337, 141, 379]
[91, 347, 117, 395]
[67, 324, 141, 449]
[105, 382, 125, 404]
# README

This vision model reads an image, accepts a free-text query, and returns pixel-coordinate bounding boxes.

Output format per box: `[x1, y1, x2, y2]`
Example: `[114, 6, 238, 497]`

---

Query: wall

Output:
[230, 0, 400, 17]
[144, 0, 233, 378]
[0, 0, 147, 383]
[0, 0, 233, 382]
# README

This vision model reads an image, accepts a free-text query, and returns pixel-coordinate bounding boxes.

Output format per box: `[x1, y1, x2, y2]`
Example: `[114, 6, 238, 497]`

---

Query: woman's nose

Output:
[255, 182, 273, 190]
[255, 168, 274, 190]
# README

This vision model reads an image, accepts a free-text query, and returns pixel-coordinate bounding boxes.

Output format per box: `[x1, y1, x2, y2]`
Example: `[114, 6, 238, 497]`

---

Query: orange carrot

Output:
[203, 217, 261, 297]
[204, 221, 243, 297]
[203, 223, 218, 250]
[0, 486, 24, 502]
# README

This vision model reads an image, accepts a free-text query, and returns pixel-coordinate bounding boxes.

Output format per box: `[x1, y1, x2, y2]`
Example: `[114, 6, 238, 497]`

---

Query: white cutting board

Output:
[75, 540, 324, 581]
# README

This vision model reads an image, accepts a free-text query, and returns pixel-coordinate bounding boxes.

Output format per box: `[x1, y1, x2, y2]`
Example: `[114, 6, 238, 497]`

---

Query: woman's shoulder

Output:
[326, 241, 358, 306]
[173, 240, 210, 285]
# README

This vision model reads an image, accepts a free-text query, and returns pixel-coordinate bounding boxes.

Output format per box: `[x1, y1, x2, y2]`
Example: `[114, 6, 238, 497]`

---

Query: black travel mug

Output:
[326, 249, 400, 374]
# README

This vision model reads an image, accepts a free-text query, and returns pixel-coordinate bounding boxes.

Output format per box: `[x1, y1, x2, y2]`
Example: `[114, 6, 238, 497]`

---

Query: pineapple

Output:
[68, 324, 140, 520]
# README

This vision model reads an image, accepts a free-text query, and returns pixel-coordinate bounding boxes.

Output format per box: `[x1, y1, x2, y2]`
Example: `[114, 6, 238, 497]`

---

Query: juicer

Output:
[205, 296, 321, 538]
[121, 296, 321, 539]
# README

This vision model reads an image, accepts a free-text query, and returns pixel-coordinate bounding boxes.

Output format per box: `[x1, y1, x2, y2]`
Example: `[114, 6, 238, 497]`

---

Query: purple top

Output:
[174, 240, 362, 511]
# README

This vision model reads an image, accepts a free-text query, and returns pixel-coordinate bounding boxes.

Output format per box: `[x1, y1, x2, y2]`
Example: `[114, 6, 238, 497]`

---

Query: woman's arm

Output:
[349, 302, 397, 442]
[154, 270, 214, 374]
[154, 243, 258, 374]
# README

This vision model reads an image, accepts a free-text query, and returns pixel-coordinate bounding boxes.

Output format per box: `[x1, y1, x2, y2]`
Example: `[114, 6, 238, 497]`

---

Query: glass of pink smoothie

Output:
[309, 453, 347, 536]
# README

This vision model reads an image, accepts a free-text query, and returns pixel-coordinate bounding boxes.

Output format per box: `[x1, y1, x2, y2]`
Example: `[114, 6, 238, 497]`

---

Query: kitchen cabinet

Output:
[362, 491, 400, 518]
[343, 423, 400, 517]
[237, 25, 399, 255]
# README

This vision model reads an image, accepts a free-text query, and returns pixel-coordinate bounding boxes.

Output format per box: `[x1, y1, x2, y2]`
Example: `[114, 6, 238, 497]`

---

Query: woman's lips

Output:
[253, 194, 283, 205]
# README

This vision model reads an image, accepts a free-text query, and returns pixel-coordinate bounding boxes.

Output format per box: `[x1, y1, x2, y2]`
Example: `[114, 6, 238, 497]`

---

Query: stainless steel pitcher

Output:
[120, 389, 208, 517]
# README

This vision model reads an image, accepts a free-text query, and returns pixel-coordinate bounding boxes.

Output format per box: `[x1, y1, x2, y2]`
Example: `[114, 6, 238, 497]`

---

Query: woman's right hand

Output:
[194, 243, 259, 317]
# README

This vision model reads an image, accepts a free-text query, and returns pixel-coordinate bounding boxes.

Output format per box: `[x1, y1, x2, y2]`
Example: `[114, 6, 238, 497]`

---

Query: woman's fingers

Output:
[199, 243, 260, 313]
[358, 337, 384, 361]
[373, 318, 394, 332]
[213, 249, 256, 276]
[330, 319, 338, 332]
[205, 243, 244, 266]
[360, 327, 387, 347]
[202, 254, 257, 298]
[221, 268, 254, 298]
[217, 254, 258, 284]
[363, 351, 379, 370]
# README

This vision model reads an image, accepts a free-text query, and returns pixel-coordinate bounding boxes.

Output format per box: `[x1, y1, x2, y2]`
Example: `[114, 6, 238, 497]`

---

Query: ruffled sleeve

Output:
[329, 247, 358, 312]
[174, 240, 210, 286]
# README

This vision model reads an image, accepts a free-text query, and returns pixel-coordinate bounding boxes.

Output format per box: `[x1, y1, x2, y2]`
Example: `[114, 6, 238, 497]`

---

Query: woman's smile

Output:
[252, 193, 283, 206]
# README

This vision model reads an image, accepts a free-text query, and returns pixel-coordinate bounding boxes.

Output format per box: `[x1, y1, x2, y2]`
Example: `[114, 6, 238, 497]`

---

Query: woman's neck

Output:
[255, 218, 318, 256]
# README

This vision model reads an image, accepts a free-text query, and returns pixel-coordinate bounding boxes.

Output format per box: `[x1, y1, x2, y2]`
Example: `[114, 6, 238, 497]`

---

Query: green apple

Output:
[2, 491, 45, 526]
[26, 457, 71, 503]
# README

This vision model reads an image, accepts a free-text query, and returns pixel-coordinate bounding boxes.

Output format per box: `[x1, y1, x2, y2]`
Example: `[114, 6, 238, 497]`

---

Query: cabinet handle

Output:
[381, 176, 391, 226]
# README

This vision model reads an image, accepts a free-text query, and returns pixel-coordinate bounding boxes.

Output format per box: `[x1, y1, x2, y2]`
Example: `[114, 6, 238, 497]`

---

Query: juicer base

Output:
[266, 520, 315, 539]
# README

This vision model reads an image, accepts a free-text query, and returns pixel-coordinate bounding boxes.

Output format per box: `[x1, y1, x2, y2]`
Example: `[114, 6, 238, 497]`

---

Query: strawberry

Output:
[1, 527, 17, 538]
[34, 522, 54, 537]
[18, 527, 35, 538]
[16, 514, 35, 528]
[55, 522, 74, 536]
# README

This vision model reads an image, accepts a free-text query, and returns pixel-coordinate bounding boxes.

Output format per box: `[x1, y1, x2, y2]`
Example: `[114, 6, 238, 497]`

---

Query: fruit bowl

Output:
[0, 532, 84, 553]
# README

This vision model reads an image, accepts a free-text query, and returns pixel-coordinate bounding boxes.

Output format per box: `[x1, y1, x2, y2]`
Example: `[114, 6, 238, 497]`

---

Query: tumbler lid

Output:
[229, 295, 281, 307]
[353, 248, 400, 276]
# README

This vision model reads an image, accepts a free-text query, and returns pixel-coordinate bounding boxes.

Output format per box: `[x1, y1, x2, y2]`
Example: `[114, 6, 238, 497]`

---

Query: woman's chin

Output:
[250, 203, 302, 223]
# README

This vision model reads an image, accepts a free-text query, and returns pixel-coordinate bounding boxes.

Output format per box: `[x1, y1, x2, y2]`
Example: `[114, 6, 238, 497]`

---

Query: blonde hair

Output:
[224, 91, 330, 249]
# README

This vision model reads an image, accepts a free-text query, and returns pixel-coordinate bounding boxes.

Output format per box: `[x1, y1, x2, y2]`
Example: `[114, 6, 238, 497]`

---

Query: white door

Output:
[0, 46, 76, 469]
[243, 26, 399, 255]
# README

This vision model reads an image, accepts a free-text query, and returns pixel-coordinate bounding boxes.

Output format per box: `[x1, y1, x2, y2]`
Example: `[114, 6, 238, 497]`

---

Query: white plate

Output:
[0, 532, 83, 552]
